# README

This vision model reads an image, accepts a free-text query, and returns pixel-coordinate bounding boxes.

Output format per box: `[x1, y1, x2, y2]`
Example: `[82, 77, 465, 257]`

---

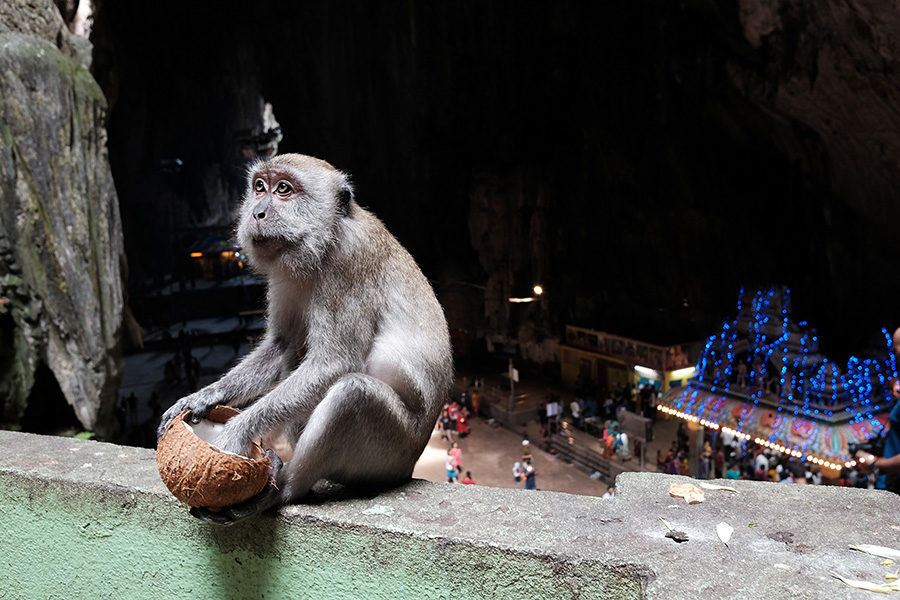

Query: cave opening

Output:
[20, 363, 82, 436]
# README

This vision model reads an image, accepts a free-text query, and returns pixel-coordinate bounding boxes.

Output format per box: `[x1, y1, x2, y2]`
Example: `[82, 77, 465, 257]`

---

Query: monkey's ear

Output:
[338, 184, 353, 216]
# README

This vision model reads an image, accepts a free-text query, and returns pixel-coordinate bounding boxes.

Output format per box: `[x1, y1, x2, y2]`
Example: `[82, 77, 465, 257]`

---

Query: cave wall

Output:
[91, 0, 278, 286]
[91, 0, 900, 361]
[0, 0, 124, 434]
[735, 0, 900, 226]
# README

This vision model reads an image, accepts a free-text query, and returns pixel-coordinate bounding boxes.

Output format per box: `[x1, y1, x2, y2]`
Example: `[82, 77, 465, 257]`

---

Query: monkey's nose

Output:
[252, 198, 271, 221]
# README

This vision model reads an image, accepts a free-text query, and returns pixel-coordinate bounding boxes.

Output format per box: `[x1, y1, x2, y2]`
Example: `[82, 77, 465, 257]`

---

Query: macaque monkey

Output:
[158, 154, 452, 524]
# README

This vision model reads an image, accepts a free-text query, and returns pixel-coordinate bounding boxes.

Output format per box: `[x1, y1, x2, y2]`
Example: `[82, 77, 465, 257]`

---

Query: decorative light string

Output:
[657, 405, 848, 472]
[683, 286, 895, 468]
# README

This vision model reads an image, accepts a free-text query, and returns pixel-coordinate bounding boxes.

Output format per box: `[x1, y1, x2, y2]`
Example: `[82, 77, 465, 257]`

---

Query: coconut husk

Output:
[156, 405, 271, 510]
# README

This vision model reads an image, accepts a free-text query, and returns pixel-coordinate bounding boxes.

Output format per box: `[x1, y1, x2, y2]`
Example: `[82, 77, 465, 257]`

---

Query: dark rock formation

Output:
[734, 0, 900, 227]
[0, 0, 124, 435]
[469, 170, 556, 362]
[90, 0, 281, 287]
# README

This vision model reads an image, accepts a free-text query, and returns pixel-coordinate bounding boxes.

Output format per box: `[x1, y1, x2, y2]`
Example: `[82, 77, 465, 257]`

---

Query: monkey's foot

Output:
[189, 488, 280, 525]
[190, 449, 283, 526]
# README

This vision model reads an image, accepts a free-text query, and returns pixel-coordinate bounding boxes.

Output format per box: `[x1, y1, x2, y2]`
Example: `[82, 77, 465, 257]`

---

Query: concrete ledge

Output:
[1, 430, 898, 599]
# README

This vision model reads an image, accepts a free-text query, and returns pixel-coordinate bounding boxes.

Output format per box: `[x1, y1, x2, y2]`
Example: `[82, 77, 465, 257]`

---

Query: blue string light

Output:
[689, 287, 895, 432]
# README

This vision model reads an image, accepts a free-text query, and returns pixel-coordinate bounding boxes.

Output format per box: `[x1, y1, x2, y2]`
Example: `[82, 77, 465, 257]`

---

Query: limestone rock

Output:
[0, 0, 80, 63]
[733, 0, 900, 226]
[0, 0, 124, 436]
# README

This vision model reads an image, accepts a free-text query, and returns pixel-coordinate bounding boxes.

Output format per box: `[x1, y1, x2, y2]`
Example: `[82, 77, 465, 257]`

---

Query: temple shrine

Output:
[659, 287, 900, 472]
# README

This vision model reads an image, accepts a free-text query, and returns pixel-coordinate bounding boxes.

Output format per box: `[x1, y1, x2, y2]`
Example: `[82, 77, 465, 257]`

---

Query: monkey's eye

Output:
[254, 179, 265, 192]
[276, 181, 292, 194]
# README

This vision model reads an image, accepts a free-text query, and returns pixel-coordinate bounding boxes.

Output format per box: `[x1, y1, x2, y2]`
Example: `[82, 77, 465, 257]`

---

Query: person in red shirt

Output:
[456, 412, 470, 437]
[461, 471, 476, 484]
[447, 399, 460, 423]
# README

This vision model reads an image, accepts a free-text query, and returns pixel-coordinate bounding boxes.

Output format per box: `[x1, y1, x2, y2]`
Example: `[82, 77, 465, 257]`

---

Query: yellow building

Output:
[560, 325, 702, 394]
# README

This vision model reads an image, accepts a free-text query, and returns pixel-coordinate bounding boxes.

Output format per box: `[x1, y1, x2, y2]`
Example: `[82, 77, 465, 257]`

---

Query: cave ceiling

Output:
[89, 0, 900, 360]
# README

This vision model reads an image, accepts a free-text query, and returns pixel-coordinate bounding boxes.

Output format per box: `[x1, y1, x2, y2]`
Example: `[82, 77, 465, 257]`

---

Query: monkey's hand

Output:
[190, 449, 284, 526]
[156, 387, 226, 441]
[210, 414, 258, 457]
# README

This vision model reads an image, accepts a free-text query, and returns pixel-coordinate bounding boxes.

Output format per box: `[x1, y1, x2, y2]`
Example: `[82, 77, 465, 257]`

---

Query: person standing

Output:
[471, 388, 481, 417]
[447, 399, 460, 428]
[666, 450, 679, 475]
[524, 461, 537, 490]
[445, 450, 458, 483]
[521, 439, 533, 463]
[438, 408, 454, 442]
[713, 444, 725, 479]
[854, 327, 900, 491]
[639, 384, 651, 413]
[570, 397, 583, 430]
[449, 441, 463, 474]
[676, 422, 689, 452]
[548, 396, 563, 435]
[603, 395, 614, 420]
[754, 450, 769, 480]
[460, 390, 471, 412]
[700, 441, 712, 479]
[456, 409, 470, 438]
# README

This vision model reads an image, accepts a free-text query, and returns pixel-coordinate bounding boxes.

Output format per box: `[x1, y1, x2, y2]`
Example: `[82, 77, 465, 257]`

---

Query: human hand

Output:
[855, 450, 878, 469]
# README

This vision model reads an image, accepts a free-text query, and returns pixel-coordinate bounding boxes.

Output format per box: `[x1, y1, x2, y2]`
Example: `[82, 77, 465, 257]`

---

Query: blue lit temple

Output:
[659, 287, 900, 471]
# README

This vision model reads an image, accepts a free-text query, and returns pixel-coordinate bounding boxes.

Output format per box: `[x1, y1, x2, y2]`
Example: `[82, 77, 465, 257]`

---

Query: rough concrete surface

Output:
[1, 429, 899, 599]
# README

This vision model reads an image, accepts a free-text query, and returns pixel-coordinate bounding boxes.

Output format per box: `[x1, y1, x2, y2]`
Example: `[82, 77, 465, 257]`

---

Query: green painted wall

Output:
[10, 430, 897, 600]
[0, 474, 635, 600]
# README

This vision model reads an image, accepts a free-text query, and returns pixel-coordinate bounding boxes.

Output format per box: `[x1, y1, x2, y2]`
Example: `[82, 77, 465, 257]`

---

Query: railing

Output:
[548, 433, 612, 481]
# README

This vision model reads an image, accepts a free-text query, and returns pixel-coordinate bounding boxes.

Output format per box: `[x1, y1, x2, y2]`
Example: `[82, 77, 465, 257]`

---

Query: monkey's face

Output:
[237, 154, 351, 276]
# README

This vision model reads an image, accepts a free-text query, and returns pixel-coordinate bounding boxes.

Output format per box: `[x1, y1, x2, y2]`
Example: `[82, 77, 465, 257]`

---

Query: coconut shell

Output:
[156, 405, 271, 510]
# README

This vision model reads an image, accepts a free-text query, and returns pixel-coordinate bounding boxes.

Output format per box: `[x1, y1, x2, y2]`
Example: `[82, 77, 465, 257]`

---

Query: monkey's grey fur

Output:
[158, 154, 453, 524]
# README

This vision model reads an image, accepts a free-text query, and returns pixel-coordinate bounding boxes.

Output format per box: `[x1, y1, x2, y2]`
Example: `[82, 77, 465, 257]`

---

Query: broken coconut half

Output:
[156, 405, 271, 510]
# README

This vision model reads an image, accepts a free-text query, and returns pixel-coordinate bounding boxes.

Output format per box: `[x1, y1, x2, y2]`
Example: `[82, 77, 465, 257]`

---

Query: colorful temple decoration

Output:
[659, 287, 899, 470]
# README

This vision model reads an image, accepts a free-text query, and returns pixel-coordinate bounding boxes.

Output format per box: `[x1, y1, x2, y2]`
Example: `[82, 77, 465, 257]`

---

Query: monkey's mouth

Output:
[250, 236, 288, 257]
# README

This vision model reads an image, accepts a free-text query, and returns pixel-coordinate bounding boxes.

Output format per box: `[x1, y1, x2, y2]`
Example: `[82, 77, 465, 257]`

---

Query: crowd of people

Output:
[435, 387, 482, 485]
[654, 421, 838, 486]
[561, 381, 660, 463]
[435, 391, 477, 444]
[436, 377, 649, 493]
[574, 380, 658, 423]
[433, 381, 550, 491]
[430, 372, 889, 496]
[435, 377, 666, 494]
